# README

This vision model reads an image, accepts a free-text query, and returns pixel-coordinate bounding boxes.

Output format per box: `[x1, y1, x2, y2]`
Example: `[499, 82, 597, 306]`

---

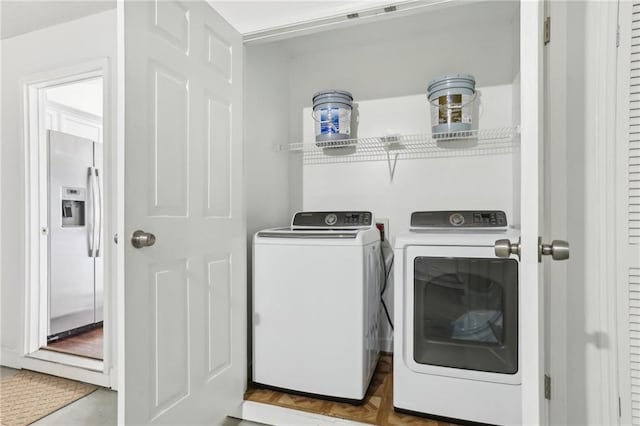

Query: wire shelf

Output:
[282, 126, 520, 165]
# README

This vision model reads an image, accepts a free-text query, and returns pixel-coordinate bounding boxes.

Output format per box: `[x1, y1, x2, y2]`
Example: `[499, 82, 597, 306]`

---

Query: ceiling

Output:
[0, 1, 396, 41]
[0, 1, 115, 40]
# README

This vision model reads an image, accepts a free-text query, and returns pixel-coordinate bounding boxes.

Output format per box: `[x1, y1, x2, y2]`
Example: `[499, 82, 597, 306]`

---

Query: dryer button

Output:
[449, 213, 465, 226]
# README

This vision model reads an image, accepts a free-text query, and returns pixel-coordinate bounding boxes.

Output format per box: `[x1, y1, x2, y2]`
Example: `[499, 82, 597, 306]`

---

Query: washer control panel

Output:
[411, 210, 508, 229]
[292, 211, 373, 228]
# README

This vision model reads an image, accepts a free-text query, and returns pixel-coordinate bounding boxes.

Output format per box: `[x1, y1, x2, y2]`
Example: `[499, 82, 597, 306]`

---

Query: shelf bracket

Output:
[386, 151, 399, 181]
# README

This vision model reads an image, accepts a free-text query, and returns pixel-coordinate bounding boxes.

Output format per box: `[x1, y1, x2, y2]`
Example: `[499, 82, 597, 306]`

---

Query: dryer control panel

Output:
[411, 210, 508, 230]
[292, 211, 373, 229]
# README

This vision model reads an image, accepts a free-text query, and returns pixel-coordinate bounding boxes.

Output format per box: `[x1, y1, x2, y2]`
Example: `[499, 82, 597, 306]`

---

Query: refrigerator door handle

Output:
[87, 167, 95, 257]
[94, 168, 103, 257]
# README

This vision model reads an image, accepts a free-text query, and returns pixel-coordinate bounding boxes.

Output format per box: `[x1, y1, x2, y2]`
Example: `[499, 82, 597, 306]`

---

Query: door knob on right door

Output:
[494, 237, 570, 262]
[538, 237, 569, 262]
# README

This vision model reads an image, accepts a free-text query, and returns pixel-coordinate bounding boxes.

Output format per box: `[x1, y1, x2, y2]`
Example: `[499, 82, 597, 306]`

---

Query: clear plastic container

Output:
[427, 74, 476, 134]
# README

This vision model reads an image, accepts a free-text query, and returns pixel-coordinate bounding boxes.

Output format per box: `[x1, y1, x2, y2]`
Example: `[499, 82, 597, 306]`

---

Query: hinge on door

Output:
[544, 374, 551, 400]
[544, 16, 551, 45]
[619, 397, 622, 417]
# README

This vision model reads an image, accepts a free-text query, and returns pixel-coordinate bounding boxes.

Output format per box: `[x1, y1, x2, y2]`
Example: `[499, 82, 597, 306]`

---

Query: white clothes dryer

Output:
[253, 211, 381, 403]
[394, 210, 521, 425]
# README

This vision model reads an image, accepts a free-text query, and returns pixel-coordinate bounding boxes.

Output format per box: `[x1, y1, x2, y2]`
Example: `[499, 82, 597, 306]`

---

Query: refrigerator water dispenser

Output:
[61, 187, 85, 227]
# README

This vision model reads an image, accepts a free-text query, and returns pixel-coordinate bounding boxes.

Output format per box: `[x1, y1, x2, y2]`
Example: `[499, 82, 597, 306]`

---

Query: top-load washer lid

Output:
[255, 226, 381, 246]
[255, 211, 379, 245]
[256, 227, 361, 239]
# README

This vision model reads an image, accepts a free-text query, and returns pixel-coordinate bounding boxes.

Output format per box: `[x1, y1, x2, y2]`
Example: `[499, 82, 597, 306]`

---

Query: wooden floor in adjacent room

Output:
[45, 327, 103, 360]
[244, 354, 455, 426]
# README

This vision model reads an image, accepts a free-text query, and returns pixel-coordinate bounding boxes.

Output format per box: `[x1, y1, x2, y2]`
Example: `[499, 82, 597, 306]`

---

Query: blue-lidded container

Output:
[427, 74, 476, 134]
[312, 90, 353, 146]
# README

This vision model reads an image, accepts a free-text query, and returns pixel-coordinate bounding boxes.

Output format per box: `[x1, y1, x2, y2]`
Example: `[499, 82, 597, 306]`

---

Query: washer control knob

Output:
[325, 213, 338, 226]
[449, 213, 465, 226]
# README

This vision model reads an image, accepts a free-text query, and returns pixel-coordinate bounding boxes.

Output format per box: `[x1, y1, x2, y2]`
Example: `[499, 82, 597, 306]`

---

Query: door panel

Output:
[205, 95, 232, 217]
[150, 65, 189, 216]
[205, 26, 232, 82]
[153, 1, 190, 52]
[121, 0, 244, 423]
[206, 255, 231, 379]
[617, 2, 640, 423]
[152, 260, 189, 415]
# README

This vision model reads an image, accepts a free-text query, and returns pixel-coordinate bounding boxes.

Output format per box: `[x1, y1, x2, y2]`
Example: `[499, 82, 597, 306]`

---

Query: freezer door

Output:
[48, 130, 96, 336]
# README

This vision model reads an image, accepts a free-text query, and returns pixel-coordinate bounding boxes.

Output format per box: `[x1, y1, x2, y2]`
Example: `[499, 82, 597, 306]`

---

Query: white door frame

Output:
[22, 59, 116, 387]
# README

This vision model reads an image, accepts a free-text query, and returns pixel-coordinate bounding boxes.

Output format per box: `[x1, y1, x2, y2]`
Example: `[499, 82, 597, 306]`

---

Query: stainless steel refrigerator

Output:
[48, 130, 103, 338]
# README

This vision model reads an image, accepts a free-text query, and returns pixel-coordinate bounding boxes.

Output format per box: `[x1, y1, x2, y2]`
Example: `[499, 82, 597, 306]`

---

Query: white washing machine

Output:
[253, 211, 381, 403]
[394, 210, 521, 425]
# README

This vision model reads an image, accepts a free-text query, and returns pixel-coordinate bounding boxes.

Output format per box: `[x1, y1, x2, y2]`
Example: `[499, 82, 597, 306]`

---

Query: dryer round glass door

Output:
[403, 245, 520, 384]
[413, 257, 518, 374]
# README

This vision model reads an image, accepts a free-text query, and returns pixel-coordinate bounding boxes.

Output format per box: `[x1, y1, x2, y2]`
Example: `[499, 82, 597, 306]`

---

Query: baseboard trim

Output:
[21, 355, 110, 387]
[0, 348, 21, 369]
[1, 347, 110, 387]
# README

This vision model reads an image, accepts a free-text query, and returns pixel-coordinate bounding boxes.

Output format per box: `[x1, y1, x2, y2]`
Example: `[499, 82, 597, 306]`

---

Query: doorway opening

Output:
[24, 62, 113, 382]
[42, 78, 104, 361]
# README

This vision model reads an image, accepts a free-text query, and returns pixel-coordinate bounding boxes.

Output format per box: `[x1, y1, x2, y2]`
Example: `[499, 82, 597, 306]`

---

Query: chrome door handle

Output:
[539, 238, 569, 261]
[88, 167, 96, 257]
[131, 230, 156, 248]
[495, 237, 521, 259]
[94, 168, 103, 257]
[495, 237, 570, 262]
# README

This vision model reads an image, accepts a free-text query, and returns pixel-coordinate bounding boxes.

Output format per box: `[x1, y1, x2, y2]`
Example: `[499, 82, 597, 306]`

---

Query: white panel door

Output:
[119, 1, 244, 424]
[617, 1, 640, 424]
[519, 2, 545, 424]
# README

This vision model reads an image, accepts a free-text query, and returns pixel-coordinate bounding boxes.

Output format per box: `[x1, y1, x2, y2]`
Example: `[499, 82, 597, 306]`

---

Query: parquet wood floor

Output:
[245, 354, 456, 426]
[44, 327, 103, 360]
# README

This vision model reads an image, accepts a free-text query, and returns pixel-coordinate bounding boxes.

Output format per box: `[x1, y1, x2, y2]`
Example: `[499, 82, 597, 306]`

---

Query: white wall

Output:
[45, 101, 103, 144]
[0, 10, 116, 368]
[302, 86, 517, 234]
[284, 1, 519, 215]
[245, 43, 293, 376]
[245, 44, 292, 242]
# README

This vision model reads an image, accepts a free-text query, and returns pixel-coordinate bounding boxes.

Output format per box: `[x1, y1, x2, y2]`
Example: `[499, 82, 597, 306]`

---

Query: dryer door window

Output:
[413, 257, 518, 374]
